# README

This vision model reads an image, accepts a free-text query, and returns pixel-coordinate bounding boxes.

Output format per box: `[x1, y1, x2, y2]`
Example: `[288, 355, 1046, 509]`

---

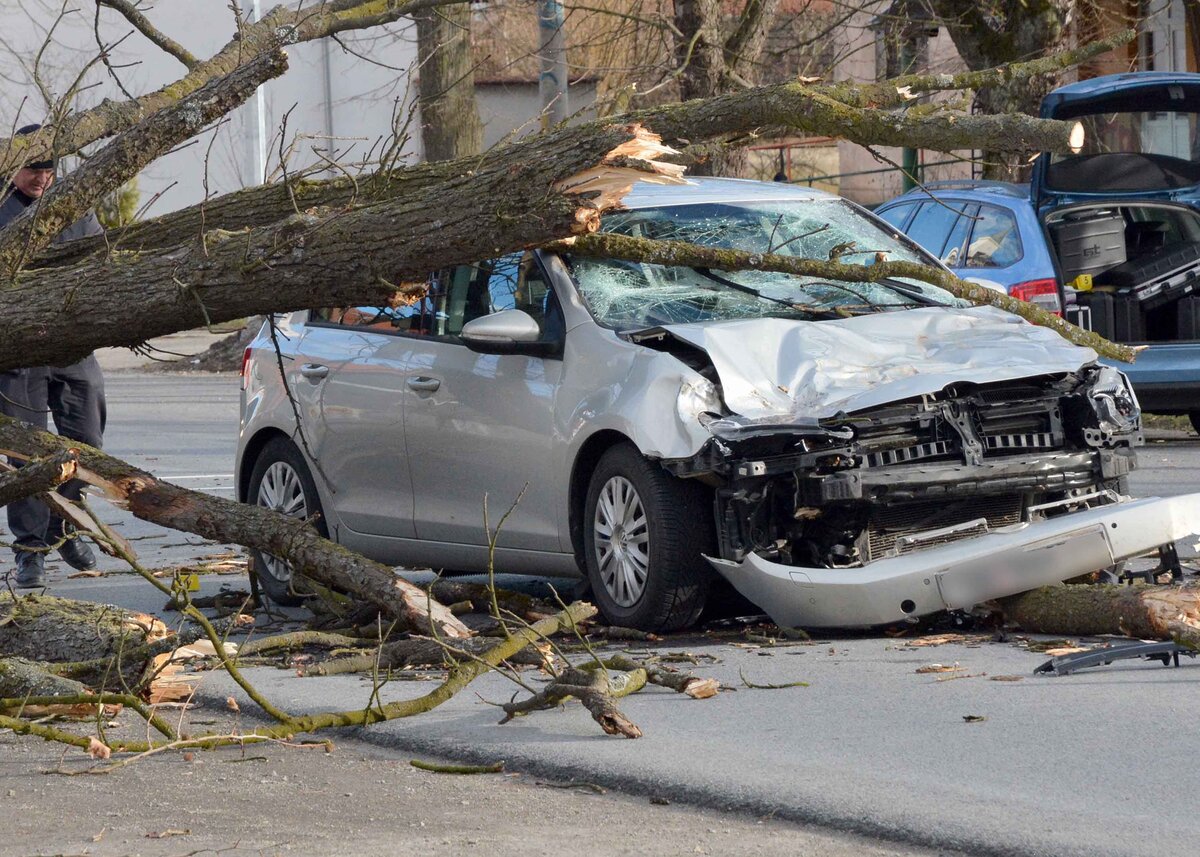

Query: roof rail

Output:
[915, 179, 1027, 197]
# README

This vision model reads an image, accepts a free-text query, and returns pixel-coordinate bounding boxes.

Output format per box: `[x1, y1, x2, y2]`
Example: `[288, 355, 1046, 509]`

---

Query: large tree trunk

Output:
[0, 126, 683, 372]
[671, 0, 780, 176]
[1003, 584, 1200, 650]
[416, 3, 484, 161]
[926, 0, 1073, 179]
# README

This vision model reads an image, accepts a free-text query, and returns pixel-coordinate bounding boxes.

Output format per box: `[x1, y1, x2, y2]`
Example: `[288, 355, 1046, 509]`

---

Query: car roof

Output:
[623, 176, 836, 209]
[1047, 71, 1200, 100]
[1042, 72, 1200, 117]
[881, 181, 1031, 209]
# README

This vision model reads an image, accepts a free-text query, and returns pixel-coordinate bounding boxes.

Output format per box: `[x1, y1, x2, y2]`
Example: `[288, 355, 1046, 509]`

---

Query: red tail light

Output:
[1009, 279, 1062, 315]
[241, 346, 253, 390]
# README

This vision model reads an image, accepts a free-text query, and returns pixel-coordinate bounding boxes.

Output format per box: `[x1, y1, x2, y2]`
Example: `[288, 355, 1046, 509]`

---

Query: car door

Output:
[403, 251, 566, 552]
[292, 300, 426, 538]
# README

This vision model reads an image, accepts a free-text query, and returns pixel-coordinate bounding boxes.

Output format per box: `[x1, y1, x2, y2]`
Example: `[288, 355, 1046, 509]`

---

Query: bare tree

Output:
[416, 2, 483, 160]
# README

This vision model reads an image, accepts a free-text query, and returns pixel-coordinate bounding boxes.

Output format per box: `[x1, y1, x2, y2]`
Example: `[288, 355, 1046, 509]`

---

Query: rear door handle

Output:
[299, 363, 330, 380]
[407, 376, 441, 392]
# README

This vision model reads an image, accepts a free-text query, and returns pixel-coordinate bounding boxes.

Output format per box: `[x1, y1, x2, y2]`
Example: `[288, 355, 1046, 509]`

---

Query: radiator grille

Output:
[866, 494, 1024, 561]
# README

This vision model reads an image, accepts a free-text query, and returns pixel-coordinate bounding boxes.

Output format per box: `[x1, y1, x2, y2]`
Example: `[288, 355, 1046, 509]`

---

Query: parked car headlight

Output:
[1088, 366, 1141, 433]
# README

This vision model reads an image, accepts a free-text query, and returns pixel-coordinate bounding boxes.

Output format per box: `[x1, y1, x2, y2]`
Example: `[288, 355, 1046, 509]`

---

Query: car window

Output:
[905, 201, 966, 260]
[940, 204, 978, 267]
[310, 254, 561, 341]
[965, 205, 1023, 268]
[440, 252, 558, 338]
[309, 277, 434, 332]
[876, 203, 913, 230]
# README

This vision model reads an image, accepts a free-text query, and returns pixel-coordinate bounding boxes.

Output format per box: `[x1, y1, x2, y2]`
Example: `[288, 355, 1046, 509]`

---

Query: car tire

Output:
[582, 443, 715, 632]
[1189, 412, 1200, 436]
[246, 437, 327, 606]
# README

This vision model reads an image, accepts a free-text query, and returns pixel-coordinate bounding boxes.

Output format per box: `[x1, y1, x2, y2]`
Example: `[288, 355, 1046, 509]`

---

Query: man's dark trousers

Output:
[1, 358, 106, 551]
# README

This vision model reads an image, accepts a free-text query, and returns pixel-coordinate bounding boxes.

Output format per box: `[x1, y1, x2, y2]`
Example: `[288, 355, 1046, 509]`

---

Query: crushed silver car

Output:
[236, 177, 1200, 631]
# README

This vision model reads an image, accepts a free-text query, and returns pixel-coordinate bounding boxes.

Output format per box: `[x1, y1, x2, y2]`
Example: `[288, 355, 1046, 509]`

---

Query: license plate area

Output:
[935, 525, 1113, 609]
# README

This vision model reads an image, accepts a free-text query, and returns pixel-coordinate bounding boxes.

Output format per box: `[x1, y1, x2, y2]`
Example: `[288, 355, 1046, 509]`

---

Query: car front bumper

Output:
[706, 493, 1200, 629]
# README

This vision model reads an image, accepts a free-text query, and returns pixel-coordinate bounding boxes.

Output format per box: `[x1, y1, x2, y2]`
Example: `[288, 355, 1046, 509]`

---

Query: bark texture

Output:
[1003, 584, 1200, 650]
[416, 2, 484, 161]
[0, 450, 76, 506]
[0, 592, 163, 664]
[0, 126, 683, 371]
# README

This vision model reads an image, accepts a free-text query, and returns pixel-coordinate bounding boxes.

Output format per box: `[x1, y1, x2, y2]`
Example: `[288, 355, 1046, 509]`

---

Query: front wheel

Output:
[582, 444, 714, 632]
[246, 437, 327, 606]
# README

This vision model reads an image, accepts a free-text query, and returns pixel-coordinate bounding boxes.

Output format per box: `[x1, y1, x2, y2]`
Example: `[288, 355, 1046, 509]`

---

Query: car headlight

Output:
[677, 377, 722, 424]
[1088, 366, 1141, 434]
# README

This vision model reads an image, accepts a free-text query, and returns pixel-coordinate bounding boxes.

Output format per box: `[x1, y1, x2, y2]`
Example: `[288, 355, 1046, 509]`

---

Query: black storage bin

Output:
[1178, 295, 1200, 341]
[1096, 242, 1200, 289]
[1075, 291, 1115, 341]
[1076, 290, 1144, 342]
[1052, 211, 1127, 283]
[1112, 293, 1145, 342]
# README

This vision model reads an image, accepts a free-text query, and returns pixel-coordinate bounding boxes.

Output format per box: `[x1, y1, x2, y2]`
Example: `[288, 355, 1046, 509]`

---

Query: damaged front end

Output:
[661, 356, 1200, 628]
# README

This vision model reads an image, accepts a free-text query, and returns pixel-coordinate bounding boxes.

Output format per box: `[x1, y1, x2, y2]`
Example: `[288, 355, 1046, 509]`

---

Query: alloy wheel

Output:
[255, 460, 308, 583]
[592, 475, 650, 607]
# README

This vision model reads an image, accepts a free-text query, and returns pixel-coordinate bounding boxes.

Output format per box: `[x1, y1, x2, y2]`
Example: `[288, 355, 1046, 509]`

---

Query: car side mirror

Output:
[461, 309, 551, 355]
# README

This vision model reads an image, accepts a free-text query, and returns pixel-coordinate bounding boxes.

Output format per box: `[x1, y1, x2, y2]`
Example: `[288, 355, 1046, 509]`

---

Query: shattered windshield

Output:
[565, 198, 958, 331]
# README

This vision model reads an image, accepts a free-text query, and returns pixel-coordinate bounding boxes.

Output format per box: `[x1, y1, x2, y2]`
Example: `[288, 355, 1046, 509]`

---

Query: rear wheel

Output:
[582, 444, 714, 632]
[246, 437, 326, 606]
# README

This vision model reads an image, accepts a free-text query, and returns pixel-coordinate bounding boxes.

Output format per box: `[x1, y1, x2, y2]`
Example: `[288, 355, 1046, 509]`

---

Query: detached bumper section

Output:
[707, 493, 1200, 629]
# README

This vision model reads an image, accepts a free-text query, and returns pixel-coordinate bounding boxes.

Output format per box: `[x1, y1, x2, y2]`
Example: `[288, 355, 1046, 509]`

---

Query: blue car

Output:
[881, 72, 1200, 427]
[875, 181, 1061, 313]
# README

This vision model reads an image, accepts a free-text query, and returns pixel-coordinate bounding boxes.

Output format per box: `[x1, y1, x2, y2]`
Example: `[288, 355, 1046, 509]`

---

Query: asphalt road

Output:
[11, 371, 1200, 857]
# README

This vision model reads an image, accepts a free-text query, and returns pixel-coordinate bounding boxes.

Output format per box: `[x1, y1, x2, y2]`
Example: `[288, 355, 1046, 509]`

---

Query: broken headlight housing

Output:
[1087, 366, 1141, 435]
[677, 377, 723, 424]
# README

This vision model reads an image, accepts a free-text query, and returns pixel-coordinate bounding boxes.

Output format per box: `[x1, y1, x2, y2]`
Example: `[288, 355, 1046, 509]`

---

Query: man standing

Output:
[1, 124, 105, 588]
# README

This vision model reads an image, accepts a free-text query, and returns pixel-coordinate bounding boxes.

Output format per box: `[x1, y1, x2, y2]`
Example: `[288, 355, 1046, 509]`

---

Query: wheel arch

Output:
[237, 427, 292, 502]
[567, 430, 634, 567]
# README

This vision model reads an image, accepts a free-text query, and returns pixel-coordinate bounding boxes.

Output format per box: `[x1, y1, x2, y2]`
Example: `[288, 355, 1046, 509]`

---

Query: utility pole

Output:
[243, 0, 269, 185]
[538, 0, 568, 129]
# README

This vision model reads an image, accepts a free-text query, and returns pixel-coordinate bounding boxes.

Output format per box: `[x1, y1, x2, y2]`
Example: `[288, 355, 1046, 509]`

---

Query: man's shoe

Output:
[58, 537, 97, 571]
[14, 551, 45, 588]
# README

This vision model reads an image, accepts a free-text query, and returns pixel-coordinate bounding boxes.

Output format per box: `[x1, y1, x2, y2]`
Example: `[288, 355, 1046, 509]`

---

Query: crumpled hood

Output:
[662, 306, 1096, 423]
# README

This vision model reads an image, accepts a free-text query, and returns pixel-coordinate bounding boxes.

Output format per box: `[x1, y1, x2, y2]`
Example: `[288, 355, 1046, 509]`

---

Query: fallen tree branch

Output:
[556, 232, 1138, 363]
[0, 449, 76, 506]
[0, 0, 469, 176]
[500, 665, 646, 738]
[297, 634, 550, 676]
[0, 422, 471, 639]
[0, 48, 289, 279]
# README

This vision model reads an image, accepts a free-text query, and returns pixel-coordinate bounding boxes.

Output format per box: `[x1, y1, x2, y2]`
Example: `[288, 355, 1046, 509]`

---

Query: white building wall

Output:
[0, 1, 421, 216]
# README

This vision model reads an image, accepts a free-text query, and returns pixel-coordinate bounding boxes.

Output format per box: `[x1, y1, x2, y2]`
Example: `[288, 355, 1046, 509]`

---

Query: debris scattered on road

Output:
[739, 668, 809, 689]
[962, 715, 988, 723]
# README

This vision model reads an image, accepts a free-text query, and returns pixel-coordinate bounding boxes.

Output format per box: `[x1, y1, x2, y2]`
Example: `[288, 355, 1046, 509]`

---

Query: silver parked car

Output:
[237, 178, 1200, 631]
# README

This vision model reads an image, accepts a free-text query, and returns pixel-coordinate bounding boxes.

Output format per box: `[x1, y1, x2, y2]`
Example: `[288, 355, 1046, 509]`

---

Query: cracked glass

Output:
[566, 199, 958, 331]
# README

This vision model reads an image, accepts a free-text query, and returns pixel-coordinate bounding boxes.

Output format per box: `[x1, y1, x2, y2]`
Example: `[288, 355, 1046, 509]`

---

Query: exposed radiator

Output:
[866, 494, 1024, 561]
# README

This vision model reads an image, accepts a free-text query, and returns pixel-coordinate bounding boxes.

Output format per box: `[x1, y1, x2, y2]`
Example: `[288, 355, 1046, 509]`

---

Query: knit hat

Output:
[15, 124, 54, 170]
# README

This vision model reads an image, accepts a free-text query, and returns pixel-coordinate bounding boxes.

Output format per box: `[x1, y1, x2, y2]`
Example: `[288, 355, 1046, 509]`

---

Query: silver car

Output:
[236, 178, 1200, 631]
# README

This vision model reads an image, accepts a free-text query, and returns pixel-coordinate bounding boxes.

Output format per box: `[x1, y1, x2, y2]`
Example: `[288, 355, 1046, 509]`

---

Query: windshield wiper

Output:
[692, 268, 841, 318]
